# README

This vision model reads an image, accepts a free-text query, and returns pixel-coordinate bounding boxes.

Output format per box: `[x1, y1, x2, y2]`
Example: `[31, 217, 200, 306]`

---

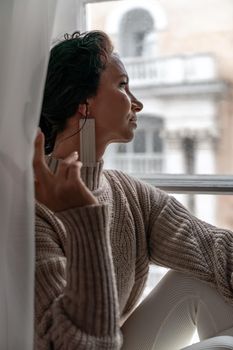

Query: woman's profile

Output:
[34, 31, 233, 350]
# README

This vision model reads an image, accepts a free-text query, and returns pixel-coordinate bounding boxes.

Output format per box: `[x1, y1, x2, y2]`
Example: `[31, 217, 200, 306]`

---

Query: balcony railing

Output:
[113, 153, 163, 174]
[122, 54, 217, 86]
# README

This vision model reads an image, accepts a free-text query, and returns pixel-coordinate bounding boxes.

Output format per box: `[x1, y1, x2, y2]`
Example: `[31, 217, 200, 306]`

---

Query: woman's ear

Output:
[77, 103, 88, 117]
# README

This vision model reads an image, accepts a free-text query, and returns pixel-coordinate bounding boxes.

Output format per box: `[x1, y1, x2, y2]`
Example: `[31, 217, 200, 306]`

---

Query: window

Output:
[119, 8, 154, 57]
[112, 115, 164, 174]
[133, 130, 146, 153]
[117, 143, 127, 153]
[83, 0, 233, 270]
[153, 130, 163, 153]
[85, 2, 233, 178]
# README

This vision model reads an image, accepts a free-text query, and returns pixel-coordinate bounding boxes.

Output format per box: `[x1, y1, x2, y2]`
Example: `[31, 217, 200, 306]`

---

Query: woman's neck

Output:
[51, 114, 111, 161]
[52, 133, 107, 162]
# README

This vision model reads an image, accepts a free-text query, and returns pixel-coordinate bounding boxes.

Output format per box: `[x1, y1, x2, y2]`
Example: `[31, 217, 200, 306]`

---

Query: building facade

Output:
[86, 0, 233, 227]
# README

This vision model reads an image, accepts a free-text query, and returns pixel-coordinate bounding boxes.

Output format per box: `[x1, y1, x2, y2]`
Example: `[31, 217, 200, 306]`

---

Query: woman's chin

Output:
[121, 130, 135, 142]
[109, 129, 136, 144]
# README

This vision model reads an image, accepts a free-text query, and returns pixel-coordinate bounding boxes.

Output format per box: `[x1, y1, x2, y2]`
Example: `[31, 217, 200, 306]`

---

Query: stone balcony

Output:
[122, 53, 218, 86]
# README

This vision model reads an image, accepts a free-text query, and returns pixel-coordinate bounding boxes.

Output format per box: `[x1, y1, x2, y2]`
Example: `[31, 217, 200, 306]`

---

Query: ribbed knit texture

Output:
[35, 159, 233, 349]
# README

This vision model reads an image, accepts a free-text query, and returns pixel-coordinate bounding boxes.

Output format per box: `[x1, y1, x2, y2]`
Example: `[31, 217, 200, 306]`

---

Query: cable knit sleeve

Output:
[35, 202, 122, 350]
[147, 188, 233, 305]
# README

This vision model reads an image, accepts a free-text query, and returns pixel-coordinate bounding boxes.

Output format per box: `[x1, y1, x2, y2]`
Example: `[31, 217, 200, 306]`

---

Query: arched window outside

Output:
[119, 8, 155, 57]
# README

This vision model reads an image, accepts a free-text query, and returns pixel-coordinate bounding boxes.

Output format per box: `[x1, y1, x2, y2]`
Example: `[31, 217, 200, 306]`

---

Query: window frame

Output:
[137, 175, 233, 194]
[79, 0, 233, 195]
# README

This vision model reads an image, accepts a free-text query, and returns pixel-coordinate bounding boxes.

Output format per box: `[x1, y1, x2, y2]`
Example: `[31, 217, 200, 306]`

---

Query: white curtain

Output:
[0, 1, 57, 349]
[53, 0, 80, 39]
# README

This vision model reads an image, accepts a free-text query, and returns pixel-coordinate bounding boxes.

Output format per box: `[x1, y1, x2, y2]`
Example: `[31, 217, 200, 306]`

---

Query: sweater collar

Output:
[46, 156, 104, 192]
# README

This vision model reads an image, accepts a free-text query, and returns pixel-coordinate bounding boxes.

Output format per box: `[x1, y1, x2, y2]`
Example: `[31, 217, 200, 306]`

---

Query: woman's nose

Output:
[131, 97, 143, 112]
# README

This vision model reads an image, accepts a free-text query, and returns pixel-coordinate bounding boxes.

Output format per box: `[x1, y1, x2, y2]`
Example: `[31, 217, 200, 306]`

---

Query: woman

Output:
[34, 31, 233, 350]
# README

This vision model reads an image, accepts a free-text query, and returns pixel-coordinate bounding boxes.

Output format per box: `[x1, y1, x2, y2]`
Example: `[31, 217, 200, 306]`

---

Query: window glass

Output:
[117, 143, 127, 153]
[133, 130, 146, 153]
[85, 0, 233, 238]
[86, 0, 233, 177]
[153, 130, 163, 153]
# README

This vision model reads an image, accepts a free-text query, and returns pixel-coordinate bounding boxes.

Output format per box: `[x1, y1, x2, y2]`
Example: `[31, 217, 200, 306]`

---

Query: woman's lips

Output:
[129, 118, 137, 127]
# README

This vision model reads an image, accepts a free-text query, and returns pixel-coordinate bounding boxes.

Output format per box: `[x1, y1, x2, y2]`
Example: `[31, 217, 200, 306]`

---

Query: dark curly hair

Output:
[40, 30, 113, 154]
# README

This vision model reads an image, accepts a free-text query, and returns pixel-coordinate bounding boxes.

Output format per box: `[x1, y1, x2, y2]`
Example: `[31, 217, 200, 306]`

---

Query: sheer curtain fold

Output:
[0, 1, 57, 349]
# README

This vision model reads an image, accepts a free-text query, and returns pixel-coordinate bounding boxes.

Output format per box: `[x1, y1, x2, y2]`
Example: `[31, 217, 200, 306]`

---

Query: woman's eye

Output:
[119, 82, 127, 88]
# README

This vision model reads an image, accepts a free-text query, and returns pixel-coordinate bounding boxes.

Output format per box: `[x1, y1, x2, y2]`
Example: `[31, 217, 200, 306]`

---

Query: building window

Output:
[133, 130, 146, 153]
[113, 115, 164, 174]
[119, 8, 154, 57]
[153, 130, 163, 153]
[117, 143, 127, 153]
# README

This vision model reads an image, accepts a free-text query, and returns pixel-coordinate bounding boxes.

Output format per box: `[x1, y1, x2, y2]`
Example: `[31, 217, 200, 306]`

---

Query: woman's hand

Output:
[33, 131, 98, 212]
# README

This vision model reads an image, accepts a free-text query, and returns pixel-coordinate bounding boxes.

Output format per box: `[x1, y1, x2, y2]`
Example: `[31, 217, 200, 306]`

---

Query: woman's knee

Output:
[155, 270, 233, 340]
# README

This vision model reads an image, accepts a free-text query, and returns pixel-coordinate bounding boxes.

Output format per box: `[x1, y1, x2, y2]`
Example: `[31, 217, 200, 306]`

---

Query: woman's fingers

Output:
[56, 151, 79, 181]
[33, 131, 52, 185]
[66, 160, 98, 206]
[67, 161, 83, 181]
[33, 137, 96, 209]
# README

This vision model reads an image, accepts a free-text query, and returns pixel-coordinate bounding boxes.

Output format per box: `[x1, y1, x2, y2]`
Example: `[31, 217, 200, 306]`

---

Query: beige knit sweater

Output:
[35, 159, 233, 349]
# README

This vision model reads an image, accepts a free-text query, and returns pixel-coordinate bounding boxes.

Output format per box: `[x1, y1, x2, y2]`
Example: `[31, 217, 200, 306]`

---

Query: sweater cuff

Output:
[56, 205, 119, 337]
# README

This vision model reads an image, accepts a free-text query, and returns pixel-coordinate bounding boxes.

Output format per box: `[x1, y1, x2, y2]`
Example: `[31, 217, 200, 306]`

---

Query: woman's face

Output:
[88, 54, 143, 146]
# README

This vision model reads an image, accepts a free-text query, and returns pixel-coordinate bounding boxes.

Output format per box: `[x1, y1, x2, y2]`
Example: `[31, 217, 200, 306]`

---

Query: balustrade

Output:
[122, 54, 217, 85]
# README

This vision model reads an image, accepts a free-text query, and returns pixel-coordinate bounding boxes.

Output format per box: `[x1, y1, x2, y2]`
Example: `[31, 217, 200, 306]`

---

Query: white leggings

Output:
[122, 271, 233, 350]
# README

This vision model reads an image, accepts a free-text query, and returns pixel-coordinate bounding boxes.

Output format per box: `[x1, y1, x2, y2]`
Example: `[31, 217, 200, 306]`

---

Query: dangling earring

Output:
[79, 104, 96, 166]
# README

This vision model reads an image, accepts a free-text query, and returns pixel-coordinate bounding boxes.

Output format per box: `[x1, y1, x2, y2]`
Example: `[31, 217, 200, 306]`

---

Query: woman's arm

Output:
[34, 132, 122, 349]
[147, 187, 233, 305]
[35, 202, 122, 350]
